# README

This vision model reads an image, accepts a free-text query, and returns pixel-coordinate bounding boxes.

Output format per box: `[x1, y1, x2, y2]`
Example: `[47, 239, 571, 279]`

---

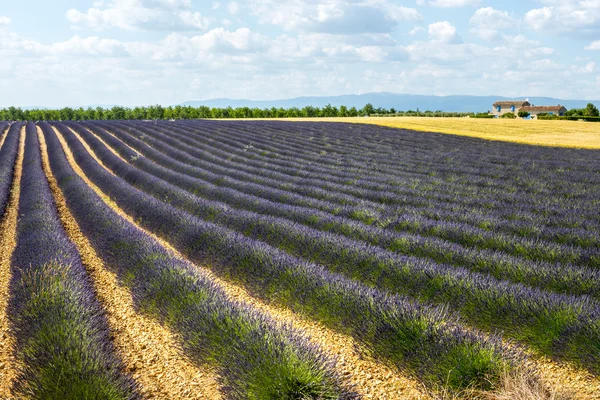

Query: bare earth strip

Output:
[39, 127, 222, 399]
[54, 124, 430, 399]
[65, 126, 116, 176]
[0, 128, 25, 398]
[78, 123, 600, 399]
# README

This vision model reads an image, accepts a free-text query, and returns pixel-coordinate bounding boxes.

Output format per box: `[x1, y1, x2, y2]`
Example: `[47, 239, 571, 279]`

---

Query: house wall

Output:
[527, 108, 567, 119]
[491, 105, 520, 116]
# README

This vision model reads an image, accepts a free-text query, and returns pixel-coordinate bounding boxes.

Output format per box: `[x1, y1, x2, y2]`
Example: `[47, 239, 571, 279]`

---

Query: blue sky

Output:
[0, 0, 598, 107]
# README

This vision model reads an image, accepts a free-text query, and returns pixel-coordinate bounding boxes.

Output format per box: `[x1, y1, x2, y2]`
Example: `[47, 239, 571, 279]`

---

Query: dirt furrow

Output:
[40, 127, 222, 399]
[60, 122, 600, 400]
[65, 126, 116, 176]
[52, 125, 430, 398]
[89, 125, 141, 161]
[0, 128, 25, 398]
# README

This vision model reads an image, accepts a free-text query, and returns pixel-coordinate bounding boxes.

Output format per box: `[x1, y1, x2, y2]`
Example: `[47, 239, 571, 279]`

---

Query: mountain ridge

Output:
[181, 93, 599, 113]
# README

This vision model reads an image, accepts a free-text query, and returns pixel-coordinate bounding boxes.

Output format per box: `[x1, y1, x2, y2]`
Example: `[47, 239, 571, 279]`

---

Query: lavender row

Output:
[52, 121, 517, 393]
[177, 119, 599, 190]
[8, 123, 138, 398]
[167, 120, 545, 191]
[77, 121, 600, 298]
[177, 119, 598, 179]
[125, 120, 599, 232]
[155, 121, 599, 219]
[173, 120, 595, 203]
[0, 123, 22, 219]
[40, 122, 355, 399]
[92, 121, 372, 216]
[57, 122, 600, 374]
[102, 121, 599, 263]
[109, 121, 600, 251]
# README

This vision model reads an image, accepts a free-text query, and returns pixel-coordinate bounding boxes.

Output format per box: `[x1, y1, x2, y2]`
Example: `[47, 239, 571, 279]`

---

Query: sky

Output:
[0, 0, 599, 107]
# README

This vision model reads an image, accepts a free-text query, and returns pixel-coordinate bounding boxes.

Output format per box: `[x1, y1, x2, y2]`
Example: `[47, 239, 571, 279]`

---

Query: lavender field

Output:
[0, 120, 599, 399]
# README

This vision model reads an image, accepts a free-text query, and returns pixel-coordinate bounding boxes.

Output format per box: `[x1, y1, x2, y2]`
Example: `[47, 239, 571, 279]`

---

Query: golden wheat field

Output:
[264, 117, 600, 149]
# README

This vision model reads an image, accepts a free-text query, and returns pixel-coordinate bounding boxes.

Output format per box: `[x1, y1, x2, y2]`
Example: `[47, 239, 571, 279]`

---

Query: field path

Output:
[53, 124, 430, 399]
[39, 127, 222, 399]
[0, 127, 24, 398]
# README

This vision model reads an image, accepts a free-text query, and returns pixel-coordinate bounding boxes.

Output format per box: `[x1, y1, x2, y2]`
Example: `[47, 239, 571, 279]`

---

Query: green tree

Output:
[586, 103, 599, 117]
[339, 105, 348, 117]
[110, 106, 127, 120]
[362, 103, 375, 116]
[518, 110, 530, 118]
[321, 104, 338, 117]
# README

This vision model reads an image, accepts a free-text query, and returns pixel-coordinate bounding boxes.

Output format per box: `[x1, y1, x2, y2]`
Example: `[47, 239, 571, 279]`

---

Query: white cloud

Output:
[469, 8, 516, 41]
[585, 40, 600, 50]
[249, 0, 420, 34]
[49, 35, 131, 57]
[409, 27, 424, 36]
[428, 21, 462, 43]
[227, 2, 239, 14]
[524, 1, 600, 37]
[428, 0, 481, 8]
[1, 0, 599, 107]
[67, 0, 213, 31]
[470, 7, 515, 29]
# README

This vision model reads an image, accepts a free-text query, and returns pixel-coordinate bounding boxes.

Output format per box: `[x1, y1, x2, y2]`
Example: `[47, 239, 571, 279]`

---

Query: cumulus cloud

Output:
[249, 0, 420, 34]
[1, 0, 599, 107]
[469, 7, 516, 41]
[585, 40, 600, 50]
[428, 21, 462, 43]
[67, 0, 213, 31]
[524, 0, 600, 38]
[227, 2, 240, 14]
[428, 0, 481, 8]
[49, 35, 131, 57]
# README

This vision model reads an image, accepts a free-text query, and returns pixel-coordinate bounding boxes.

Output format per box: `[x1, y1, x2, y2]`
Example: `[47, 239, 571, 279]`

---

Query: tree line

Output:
[565, 103, 600, 117]
[0, 104, 480, 121]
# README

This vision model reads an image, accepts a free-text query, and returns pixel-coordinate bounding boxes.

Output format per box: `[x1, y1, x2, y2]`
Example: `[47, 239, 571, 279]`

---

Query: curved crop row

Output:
[175, 119, 599, 200]
[175, 119, 598, 189]
[109, 121, 599, 266]
[78, 122, 600, 299]
[7, 123, 138, 399]
[170, 121, 600, 238]
[57, 122, 600, 373]
[39, 122, 353, 400]
[167, 120, 600, 234]
[147, 121, 599, 225]
[98, 120, 600, 260]
[49, 122, 518, 393]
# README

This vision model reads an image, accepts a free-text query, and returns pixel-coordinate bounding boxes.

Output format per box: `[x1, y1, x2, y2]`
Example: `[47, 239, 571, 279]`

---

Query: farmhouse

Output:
[492, 100, 530, 116]
[521, 105, 567, 119]
[491, 100, 568, 118]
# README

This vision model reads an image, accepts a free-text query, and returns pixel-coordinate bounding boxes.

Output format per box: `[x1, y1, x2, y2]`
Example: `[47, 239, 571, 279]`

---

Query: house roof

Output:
[493, 100, 530, 107]
[521, 105, 567, 112]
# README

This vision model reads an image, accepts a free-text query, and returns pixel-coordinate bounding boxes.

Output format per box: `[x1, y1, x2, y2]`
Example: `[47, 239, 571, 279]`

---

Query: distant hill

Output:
[181, 93, 600, 113]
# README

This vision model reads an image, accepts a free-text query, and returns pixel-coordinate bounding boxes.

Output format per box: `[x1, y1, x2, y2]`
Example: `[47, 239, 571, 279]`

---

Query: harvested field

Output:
[0, 119, 599, 399]
[264, 117, 600, 149]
